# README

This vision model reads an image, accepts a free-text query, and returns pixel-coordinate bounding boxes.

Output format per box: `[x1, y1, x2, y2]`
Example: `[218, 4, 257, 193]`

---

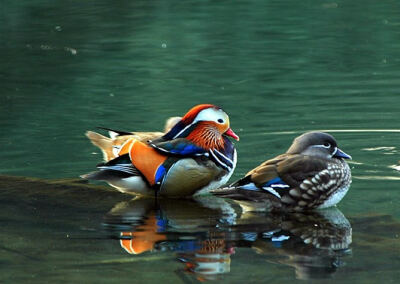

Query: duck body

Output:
[82, 104, 239, 197]
[212, 132, 351, 212]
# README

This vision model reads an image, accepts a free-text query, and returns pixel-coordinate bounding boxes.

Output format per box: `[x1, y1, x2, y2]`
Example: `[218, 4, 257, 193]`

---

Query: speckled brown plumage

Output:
[212, 132, 352, 212]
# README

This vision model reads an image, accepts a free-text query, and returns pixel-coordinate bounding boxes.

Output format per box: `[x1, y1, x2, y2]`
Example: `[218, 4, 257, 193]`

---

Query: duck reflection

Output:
[102, 197, 352, 281]
[238, 209, 352, 280]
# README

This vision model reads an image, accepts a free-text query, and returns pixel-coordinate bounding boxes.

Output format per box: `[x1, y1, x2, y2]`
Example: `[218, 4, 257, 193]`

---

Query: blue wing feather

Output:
[150, 139, 207, 156]
[155, 165, 166, 184]
[264, 177, 287, 188]
[260, 177, 290, 199]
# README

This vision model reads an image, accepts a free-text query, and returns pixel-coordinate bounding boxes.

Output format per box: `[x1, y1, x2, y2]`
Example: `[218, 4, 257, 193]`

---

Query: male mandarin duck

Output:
[212, 132, 352, 212]
[82, 104, 239, 197]
[86, 116, 181, 161]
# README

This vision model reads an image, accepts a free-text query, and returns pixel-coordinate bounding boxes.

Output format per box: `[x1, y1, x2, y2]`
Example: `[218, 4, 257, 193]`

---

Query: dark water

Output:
[1, 0, 400, 282]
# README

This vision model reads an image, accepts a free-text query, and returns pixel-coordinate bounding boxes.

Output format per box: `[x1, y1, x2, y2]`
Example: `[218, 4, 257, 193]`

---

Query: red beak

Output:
[225, 128, 240, 141]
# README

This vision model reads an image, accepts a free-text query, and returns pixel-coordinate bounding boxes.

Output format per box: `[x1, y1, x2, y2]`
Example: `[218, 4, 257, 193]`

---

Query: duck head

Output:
[164, 104, 239, 150]
[286, 131, 351, 160]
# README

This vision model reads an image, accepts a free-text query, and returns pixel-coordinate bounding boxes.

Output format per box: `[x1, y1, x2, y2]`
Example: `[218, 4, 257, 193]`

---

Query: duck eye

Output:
[217, 119, 224, 123]
[323, 142, 331, 148]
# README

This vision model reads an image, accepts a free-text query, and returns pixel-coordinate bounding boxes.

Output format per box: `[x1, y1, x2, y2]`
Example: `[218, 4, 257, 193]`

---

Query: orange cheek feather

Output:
[186, 122, 225, 150]
[126, 140, 167, 186]
[218, 122, 229, 133]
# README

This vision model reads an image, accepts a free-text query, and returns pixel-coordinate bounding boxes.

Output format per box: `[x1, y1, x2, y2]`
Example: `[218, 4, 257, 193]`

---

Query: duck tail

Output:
[229, 175, 253, 188]
[85, 131, 115, 161]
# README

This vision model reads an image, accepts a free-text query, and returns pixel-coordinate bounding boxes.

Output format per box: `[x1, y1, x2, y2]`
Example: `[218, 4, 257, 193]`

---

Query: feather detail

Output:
[129, 140, 168, 186]
[150, 139, 207, 156]
[186, 122, 225, 150]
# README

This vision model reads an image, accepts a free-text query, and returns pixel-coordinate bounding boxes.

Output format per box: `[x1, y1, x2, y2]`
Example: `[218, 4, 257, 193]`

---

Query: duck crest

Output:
[181, 104, 219, 124]
[162, 104, 221, 141]
[186, 122, 225, 151]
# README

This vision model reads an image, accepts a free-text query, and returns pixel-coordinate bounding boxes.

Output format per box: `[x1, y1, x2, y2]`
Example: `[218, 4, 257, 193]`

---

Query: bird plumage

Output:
[82, 104, 239, 197]
[212, 132, 351, 212]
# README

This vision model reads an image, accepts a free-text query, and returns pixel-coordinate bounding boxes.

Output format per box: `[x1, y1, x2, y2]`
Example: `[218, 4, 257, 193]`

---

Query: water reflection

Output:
[248, 209, 352, 280]
[103, 197, 352, 281]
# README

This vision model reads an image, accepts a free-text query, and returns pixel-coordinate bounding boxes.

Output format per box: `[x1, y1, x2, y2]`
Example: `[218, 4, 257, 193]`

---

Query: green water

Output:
[1, 0, 400, 283]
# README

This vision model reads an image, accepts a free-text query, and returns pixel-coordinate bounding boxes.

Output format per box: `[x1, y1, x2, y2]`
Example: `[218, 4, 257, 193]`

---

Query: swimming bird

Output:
[86, 116, 181, 161]
[212, 132, 351, 212]
[82, 104, 239, 197]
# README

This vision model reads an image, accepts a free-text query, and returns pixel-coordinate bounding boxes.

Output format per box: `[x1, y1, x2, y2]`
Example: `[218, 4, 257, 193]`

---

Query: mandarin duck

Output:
[82, 104, 239, 197]
[212, 132, 351, 212]
[86, 116, 181, 161]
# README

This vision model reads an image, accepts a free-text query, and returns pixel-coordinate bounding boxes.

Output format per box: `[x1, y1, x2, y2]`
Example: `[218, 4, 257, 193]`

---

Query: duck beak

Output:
[334, 147, 352, 160]
[225, 128, 240, 141]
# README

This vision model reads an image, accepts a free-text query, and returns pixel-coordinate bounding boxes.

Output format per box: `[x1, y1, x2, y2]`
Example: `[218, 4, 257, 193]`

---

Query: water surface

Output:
[1, 0, 400, 283]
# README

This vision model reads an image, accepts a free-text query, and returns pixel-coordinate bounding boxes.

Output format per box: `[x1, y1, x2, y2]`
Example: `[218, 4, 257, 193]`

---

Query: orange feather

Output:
[186, 122, 225, 150]
[128, 140, 168, 186]
[118, 138, 135, 156]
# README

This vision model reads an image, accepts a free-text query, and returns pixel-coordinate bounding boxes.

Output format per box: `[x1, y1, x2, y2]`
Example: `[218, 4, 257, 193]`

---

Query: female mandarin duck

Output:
[212, 132, 351, 212]
[86, 116, 181, 161]
[82, 104, 239, 197]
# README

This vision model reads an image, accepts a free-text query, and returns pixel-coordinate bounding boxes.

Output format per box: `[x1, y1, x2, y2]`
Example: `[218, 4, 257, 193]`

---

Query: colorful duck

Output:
[212, 132, 351, 212]
[82, 104, 239, 197]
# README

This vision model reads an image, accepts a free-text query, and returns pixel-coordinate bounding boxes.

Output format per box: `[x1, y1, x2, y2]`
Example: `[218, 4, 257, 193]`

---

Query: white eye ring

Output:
[312, 143, 331, 149]
[322, 143, 331, 149]
[217, 119, 224, 124]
